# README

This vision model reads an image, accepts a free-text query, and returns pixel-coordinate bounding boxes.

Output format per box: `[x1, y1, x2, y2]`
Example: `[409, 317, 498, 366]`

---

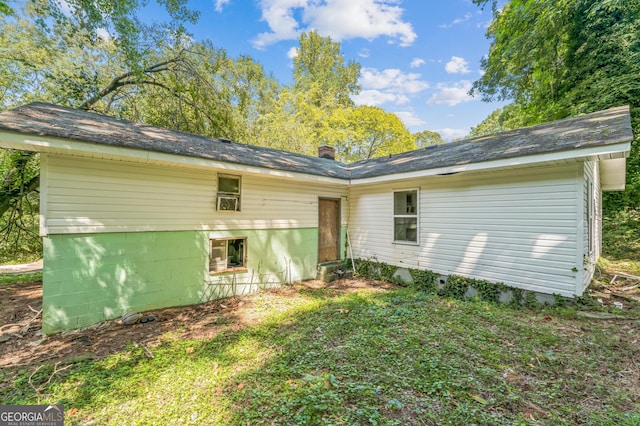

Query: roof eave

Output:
[0, 130, 350, 186]
[349, 141, 632, 186]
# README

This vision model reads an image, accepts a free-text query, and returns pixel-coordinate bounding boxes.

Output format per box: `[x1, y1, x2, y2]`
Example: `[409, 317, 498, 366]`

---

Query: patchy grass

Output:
[1, 283, 639, 425]
[0, 271, 42, 285]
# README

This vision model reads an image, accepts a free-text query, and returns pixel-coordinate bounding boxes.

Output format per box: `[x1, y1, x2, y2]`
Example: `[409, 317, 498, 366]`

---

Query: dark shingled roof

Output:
[0, 102, 633, 180]
[0, 103, 349, 179]
[349, 105, 632, 178]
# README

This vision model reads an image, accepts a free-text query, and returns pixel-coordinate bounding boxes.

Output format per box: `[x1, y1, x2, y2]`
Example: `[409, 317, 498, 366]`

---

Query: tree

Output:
[116, 43, 265, 141]
[247, 31, 364, 158]
[28, 0, 198, 68]
[323, 106, 416, 162]
[293, 31, 361, 108]
[471, 0, 573, 124]
[471, 0, 640, 211]
[0, 0, 201, 261]
[0, 150, 40, 262]
[413, 130, 445, 147]
[251, 87, 318, 155]
[469, 104, 527, 137]
[0, 1, 11, 15]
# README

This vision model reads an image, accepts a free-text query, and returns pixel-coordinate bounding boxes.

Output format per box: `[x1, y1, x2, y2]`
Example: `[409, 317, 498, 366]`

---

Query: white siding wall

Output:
[43, 154, 347, 235]
[581, 161, 602, 292]
[349, 164, 583, 297]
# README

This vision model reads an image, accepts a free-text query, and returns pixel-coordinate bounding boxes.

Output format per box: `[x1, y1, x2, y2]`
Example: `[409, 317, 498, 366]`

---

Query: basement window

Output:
[217, 174, 241, 212]
[209, 237, 247, 273]
[393, 190, 418, 243]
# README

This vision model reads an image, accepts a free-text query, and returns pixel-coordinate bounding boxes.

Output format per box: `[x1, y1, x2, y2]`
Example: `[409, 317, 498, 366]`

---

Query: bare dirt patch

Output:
[591, 270, 640, 310]
[0, 279, 394, 368]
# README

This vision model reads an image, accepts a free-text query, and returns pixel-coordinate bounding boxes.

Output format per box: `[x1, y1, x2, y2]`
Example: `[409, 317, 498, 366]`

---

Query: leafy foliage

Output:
[352, 258, 399, 282]
[360, 257, 572, 308]
[413, 130, 445, 147]
[0, 1, 10, 15]
[30, 0, 198, 69]
[0, 151, 41, 263]
[324, 106, 416, 162]
[602, 208, 640, 261]
[293, 31, 360, 108]
[469, 104, 527, 138]
[471, 0, 640, 213]
[408, 268, 440, 293]
[0, 6, 443, 263]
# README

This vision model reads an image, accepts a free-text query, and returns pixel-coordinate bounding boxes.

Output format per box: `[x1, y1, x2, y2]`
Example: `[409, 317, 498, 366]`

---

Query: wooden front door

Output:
[318, 198, 340, 262]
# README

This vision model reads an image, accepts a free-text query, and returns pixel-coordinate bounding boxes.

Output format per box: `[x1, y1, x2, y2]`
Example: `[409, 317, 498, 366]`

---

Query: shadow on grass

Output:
[5, 285, 640, 425]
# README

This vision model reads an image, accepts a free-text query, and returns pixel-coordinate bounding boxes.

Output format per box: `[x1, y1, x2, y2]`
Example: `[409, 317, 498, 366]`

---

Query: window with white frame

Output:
[209, 237, 246, 273]
[217, 174, 241, 211]
[393, 190, 418, 243]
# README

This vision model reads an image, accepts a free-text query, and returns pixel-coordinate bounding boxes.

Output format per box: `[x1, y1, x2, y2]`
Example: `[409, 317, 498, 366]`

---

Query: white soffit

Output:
[600, 157, 627, 191]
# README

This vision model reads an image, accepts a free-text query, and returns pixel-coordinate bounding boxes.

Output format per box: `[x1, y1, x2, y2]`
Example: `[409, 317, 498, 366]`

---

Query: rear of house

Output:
[348, 161, 604, 298]
[0, 103, 633, 333]
[346, 107, 631, 299]
[0, 103, 348, 333]
[41, 154, 347, 333]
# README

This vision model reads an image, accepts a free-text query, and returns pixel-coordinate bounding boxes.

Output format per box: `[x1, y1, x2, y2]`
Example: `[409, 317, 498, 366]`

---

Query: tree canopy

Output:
[0, 4, 443, 262]
[323, 106, 416, 162]
[413, 130, 445, 147]
[471, 0, 640, 211]
[293, 31, 361, 108]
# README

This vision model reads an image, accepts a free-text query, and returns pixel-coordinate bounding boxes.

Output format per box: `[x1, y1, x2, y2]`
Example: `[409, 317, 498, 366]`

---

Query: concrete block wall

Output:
[41, 227, 329, 334]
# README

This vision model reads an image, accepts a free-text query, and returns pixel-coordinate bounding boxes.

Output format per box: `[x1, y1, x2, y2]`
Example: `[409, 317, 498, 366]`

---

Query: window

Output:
[209, 237, 247, 273]
[217, 174, 241, 211]
[393, 190, 418, 243]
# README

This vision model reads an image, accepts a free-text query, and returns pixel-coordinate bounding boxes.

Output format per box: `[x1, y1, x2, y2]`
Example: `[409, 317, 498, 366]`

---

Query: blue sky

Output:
[154, 0, 507, 140]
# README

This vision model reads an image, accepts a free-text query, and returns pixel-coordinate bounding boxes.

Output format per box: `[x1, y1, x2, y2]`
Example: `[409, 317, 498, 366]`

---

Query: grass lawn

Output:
[0, 271, 42, 285]
[1, 280, 639, 425]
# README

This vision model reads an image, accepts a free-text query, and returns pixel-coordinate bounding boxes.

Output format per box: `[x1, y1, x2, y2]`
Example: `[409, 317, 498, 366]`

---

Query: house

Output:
[0, 103, 632, 334]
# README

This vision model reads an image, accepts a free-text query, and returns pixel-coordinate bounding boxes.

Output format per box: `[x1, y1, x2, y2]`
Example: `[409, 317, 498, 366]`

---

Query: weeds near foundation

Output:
[1, 281, 639, 425]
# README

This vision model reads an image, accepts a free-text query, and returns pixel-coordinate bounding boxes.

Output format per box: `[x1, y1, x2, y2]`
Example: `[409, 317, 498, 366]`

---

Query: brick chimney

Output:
[318, 145, 335, 160]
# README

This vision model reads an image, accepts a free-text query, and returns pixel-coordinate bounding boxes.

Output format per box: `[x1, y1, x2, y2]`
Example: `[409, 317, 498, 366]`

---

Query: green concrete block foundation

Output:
[42, 228, 320, 334]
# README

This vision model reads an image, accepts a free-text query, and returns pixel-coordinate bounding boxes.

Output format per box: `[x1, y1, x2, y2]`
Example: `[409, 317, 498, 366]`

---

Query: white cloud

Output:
[215, 0, 231, 12]
[360, 68, 429, 94]
[252, 0, 416, 49]
[394, 111, 426, 127]
[358, 48, 370, 58]
[440, 12, 472, 29]
[95, 28, 113, 41]
[410, 58, 425, 68]
[353, 90, 403, 106]
[353, 67, 428, 107]
[445, 56, 470, 74]
[436, 128, 469, 141]
[253, 0, 304, 49]
[428, 80, 475, 106]
[53, 0, 72, 16]
[454, 12, 473, 24]
[287, 46, 299, 59]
